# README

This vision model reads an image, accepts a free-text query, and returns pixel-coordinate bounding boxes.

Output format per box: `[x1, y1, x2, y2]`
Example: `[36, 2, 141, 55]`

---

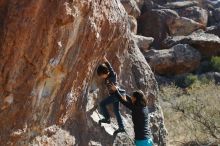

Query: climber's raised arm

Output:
[103, 56, 115, 76]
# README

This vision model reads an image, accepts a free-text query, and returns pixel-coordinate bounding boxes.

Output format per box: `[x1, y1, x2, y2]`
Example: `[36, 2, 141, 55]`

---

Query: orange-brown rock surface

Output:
[0, 0, 166, 146]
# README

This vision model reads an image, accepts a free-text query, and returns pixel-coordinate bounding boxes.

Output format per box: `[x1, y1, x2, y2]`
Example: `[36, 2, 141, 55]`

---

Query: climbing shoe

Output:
[99, 118, 110, 125]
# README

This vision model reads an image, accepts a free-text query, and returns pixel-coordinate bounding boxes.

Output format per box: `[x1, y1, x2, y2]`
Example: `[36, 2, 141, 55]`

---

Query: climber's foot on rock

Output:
[113, 127, 125, 136]
[98, 118, 110, 125]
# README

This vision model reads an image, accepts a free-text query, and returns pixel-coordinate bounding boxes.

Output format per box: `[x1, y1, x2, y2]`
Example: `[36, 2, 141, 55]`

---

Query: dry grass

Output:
[159, 82, 220, 146]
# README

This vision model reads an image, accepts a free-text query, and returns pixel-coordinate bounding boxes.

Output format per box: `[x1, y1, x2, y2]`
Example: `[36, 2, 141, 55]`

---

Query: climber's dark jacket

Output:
[115, 90, 152, 140]
[104, 61, 125, 95]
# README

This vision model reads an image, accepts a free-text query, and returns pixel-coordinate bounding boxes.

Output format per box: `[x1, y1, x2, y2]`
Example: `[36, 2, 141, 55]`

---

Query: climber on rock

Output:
[97, 56, 126, 135]
[110, 84, 153, 146]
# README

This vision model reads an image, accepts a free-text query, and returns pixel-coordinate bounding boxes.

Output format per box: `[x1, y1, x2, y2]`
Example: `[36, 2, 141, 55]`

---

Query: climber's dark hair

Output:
[132, 90, 147, 107]
[97, 64, 109, 76]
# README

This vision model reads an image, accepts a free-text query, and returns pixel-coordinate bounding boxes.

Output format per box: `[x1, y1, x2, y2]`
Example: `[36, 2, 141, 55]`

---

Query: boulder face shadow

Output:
[62, 106, 115, 146]
[63, 99, 134, 146]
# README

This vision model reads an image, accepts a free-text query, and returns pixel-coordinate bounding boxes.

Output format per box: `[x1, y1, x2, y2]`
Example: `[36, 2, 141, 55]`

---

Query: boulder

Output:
[31, 125, 76, 145]
[162, 30, 220, 57]
[137, 9, 178, 49]
[165, 1, 198, 9]
[198, 0, 220, 25]
[132, 34, 154, 51]
[144, 44, 201, 75]
[120, 0, 141, 18]
[138, 8, 205, 48]
[175, 6, 208, 26]
[167, 17, 205, 36]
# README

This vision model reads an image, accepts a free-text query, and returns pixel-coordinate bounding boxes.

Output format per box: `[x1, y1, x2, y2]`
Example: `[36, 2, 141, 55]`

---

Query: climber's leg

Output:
[112, 100, 126, 136]
[99, 95, 114, 124]
[135, 138, 153, 146]
[113, 101, 124, 129]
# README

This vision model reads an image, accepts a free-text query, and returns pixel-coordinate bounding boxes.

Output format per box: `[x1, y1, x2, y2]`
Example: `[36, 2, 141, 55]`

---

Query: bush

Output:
[199, 76, 211, 84]
[159, 82, 220, 146]
[211, 56, 220, 72]
[182, 74, 211, 88]
[184, 74, 199, 87]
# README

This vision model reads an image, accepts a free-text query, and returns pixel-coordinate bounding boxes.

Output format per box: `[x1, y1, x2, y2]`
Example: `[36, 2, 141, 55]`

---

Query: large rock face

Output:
[0, 0, 166, 146]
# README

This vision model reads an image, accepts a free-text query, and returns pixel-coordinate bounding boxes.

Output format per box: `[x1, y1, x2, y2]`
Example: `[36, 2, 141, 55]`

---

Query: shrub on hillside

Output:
[184, 74, 198, 87]
[211, 56, 220, 72]
[159, 82, 220, 146]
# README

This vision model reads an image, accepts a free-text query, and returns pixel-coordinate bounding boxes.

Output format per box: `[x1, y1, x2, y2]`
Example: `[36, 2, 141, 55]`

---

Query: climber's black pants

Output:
[100, 92, 124, 129]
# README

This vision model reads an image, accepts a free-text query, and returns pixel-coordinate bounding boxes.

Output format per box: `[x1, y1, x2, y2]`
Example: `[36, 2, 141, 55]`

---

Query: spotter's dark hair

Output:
[132, 90, 147, 107]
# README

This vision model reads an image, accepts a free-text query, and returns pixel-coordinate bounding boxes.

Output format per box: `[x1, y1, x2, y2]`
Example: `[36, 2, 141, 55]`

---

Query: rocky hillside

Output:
[132, 0, 220, 82]
[0, 0, 167, 146]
